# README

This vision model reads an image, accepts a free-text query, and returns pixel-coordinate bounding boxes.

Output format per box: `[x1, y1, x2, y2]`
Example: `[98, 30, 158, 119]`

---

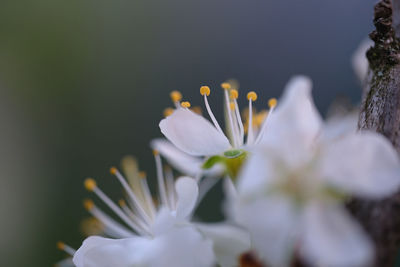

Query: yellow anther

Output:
[170, 91, 182, 102]
[191, 106, 202, 115]
[56, 241, 65, 250]
[139, 171, 147, 178]
[200, 86, 210, 96]
[81, 217, 103, 236]
[247, 91, 258, 101]
[163, 107, 174, 117]
[110, 167, 118, 175]
[153, 150, 159, 156]
[229, 102, 236, 111]
[84, 178, 97, 191]
[118, 199, 126, 207]
[181, 101, 191, 108]
[255, 111, 268, 126]
[221, 82, 231, 90]
[230, 89, 239, 100]
[268, 98, 277, 108]
[83, 199, 94, 210]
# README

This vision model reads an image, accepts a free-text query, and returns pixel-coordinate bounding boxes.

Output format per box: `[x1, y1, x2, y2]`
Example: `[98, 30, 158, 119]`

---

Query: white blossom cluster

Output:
[57, 52, 400, 267]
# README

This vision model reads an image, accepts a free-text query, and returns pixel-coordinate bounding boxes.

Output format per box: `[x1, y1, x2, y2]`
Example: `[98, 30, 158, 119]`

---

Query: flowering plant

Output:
[57, 72, 400, 267]
[56, 33, 400, 266]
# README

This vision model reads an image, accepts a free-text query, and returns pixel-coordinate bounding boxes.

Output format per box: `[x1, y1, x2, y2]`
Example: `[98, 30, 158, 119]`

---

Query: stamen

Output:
[81, 217, 104, 236]
[255, 98, 277, 144]
[83, 199, 95, 211]
[221, 82, 231, 90]
[84, 178, 97, 192]
[170, 91, 182, 108]
[84, 178, 148, 234]
[180, 101, 191, 108]
[201, 86, 225, 135]
[164, 165, 176, 210]
[119, 199, 151, 233]
[230, 89, 238, 100]
[84, 199, 137, 238]
[229, 102, 235, 111]
[268, 98, 277, 108]
[246, 91, 258, 145]
[224, 87, 238, 147]
[191, 106, 202, 115]
[56, 241, 76, 256]
[109, 169, 152, 225]
[139, 172, 157, 218]
[163, 107, 174, 117]
[154, 151, 170, 209]
[200, 86, 210, 96]
[233, 99, 244, 144]
[121, 155, 143, 201]
[247, 91, 258, 101]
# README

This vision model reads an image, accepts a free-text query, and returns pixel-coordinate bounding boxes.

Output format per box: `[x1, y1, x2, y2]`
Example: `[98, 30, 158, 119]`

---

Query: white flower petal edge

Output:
[196, 223, 251, 267]
[320, 131, 400, 198]
[235, 196, 299, 267]
[73, 236, 149, 267]
[301, 202, 373, 267]
[260, 75, 322, 168]
[175, 176, 198, 219]
[73, 226, 215, 267]
[222, 178, 238, 220]
[150, 138, 204, 176]
[159, 108, 231, 156]
[236, 147, 279, 198]
[320, 112, 358, 141]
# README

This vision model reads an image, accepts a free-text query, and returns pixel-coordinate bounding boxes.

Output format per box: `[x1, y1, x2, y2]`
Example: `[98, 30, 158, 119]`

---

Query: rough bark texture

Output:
[351, 1, 400, 266]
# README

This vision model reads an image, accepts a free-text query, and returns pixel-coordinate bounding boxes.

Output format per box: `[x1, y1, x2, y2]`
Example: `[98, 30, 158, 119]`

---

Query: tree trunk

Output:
[351, 1, 400, 266]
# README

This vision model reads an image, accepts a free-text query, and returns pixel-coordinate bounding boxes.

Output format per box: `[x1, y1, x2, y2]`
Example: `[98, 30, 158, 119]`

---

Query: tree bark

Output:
[351, 1, 400, 266]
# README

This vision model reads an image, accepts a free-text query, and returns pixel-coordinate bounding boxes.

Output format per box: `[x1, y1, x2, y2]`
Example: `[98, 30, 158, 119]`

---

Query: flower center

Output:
[202, 149, 248, 180]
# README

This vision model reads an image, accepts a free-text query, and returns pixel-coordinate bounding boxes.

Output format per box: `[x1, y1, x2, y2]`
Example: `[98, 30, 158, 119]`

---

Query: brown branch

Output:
[351, 1, 400, 266]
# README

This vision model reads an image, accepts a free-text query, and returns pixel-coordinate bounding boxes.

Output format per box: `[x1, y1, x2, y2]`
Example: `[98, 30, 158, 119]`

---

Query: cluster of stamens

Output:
[164, 82, 277, 148]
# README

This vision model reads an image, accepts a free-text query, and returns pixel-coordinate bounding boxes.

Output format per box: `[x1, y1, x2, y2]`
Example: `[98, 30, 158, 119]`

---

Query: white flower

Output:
[70, 154, 249, 267]
[234, 76, 400, 267]
[157, 85, 277, 178]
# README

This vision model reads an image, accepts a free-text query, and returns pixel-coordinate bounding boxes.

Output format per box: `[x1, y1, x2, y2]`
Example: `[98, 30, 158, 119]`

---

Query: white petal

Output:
[236, 149, 279, 198]
[151, 207, 176, 236]
[222, 178, 238, 220]
[259, 75, 322, 168]
[175, 176, 199, 219]
[73, 228, 215, 267]
[159, 108, 231, 156]
[321, 112, 359, 142]
[150, 138, 203, 176]
[73, 236, 151, 267]
[320, 131, 400, 198]
[234, 195, 299, 267]
[196, 223, 251, 267]
[152, 226, 215, 267]
[301, 202, 373, 267]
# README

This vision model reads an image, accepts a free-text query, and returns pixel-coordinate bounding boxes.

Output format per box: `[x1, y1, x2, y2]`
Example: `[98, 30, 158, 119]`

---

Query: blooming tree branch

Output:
[352, 0, 400, 266]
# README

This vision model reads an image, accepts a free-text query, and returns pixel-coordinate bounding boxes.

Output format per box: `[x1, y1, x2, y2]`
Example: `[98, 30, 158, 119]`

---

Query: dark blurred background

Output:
[0, 0, 376, 266]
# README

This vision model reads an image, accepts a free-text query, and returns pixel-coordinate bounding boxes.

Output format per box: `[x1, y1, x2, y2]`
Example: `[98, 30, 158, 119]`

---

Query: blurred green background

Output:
[0, 0, 375, 266]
